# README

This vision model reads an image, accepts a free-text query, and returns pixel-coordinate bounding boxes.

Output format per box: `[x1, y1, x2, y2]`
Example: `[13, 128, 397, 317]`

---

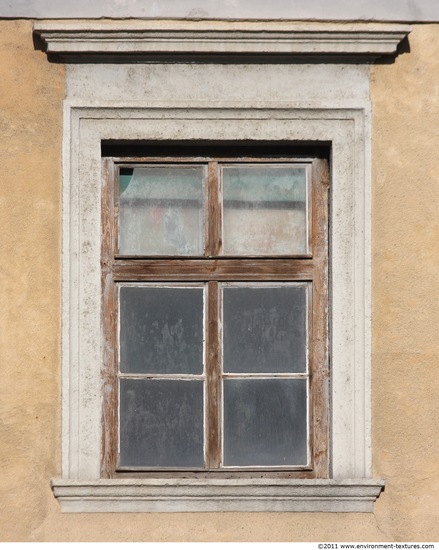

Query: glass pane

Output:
[223, 378, 307, 467]
[119, 166, 205, 255]
[119, 286, 204, 374]
[119, 379, 204, 468]
[222, 164, 308, 255]
[223, 285, 307, 373]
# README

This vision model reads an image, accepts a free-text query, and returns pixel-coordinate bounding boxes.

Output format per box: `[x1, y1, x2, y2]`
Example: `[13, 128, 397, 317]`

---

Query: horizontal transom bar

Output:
[112, 259, 315, 281]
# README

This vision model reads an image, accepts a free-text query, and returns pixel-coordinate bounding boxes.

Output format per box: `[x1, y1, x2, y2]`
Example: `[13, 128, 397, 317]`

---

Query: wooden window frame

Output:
[101, 154, 329, 480]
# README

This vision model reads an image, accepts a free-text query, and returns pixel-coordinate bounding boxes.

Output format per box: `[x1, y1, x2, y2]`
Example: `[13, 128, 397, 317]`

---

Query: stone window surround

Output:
[37, 20, 411, 513]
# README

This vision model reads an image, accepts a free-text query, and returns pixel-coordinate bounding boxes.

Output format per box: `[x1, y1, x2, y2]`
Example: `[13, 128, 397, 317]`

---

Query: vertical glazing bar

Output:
[202, 164, 209, 257]
[206, 281, 221, 469]
[208, 162, 220, 256]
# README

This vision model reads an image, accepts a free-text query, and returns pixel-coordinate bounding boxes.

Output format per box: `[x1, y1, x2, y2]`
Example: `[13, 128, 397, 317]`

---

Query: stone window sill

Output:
[51, 478, 384, 513]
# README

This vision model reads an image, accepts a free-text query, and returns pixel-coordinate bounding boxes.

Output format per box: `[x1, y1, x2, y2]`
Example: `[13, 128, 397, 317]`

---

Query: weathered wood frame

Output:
[101, 155, 329, 479]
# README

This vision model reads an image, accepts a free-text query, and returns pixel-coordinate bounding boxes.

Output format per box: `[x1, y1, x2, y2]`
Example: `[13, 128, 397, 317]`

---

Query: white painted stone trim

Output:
[52, 478, 384, 513]
[59, 101, 377, 511]
[34, 21, 410, 61]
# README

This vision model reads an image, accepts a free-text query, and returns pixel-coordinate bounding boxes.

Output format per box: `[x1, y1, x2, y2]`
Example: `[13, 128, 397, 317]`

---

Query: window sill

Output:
[51, 478, 384, 513]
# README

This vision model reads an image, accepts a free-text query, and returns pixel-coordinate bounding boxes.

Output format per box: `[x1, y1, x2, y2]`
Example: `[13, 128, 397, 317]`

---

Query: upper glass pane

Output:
[222, 164, 308, 256]
[119, 166, 205, 255]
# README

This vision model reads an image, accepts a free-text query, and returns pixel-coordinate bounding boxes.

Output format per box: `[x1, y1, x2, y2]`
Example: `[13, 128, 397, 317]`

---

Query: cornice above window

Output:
[33, 21, 410, 63]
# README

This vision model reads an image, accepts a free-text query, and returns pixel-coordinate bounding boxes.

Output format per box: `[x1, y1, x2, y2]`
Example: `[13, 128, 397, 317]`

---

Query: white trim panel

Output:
[60, 102, 376, 509]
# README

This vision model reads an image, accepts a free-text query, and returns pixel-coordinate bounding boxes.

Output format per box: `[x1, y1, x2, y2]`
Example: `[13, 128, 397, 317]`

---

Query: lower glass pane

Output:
[223, 378, 307, 467]
[119, 379, 204, 468]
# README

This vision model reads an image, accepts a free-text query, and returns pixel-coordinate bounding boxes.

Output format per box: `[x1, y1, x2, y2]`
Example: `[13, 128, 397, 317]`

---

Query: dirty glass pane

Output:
[223, 378, 307, 467]
[222, 285, 307, 373]
[119, 166, 205, 255]
[119, 286, 204, 374]
[119, 379, 204, 468]
[222, 165, 308, 255]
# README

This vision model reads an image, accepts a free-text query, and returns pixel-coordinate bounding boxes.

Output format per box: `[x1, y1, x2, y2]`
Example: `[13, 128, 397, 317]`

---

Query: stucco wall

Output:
[0, 20, 438, 541]
[0, 20, 64, 541]
[371, 24, 439, 540]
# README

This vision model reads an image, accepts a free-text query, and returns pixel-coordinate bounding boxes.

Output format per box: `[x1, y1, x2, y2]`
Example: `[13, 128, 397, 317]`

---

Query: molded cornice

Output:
[52, 478, 385, 513]
[33, 21, 411, 62]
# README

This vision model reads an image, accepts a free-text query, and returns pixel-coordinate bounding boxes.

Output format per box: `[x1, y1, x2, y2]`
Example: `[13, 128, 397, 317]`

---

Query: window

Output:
[51, 103, 383, 512]
[101, 151, 329, 478]
[37, 18, 407, 511]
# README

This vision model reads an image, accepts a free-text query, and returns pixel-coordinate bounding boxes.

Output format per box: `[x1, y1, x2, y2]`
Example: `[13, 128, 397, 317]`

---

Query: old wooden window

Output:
[101, 148, 329, 478]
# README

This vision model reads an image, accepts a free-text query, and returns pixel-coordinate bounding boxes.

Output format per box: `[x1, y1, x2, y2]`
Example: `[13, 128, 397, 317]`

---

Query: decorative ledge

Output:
[52, 478, 385, 513]
[33, 21, 410, 62]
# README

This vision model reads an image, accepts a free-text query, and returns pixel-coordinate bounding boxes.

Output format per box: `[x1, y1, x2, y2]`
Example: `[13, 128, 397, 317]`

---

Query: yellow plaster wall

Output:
[0, 19, 64, 541]
[370, 24, 439, 541]
[0, 20, 438, 542]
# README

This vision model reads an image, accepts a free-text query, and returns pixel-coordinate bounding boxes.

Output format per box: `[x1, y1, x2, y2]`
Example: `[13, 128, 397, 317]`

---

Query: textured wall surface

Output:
[0, 20, 64, 542]
[371, 24, 439, 541]
[0, 20, 438, 541]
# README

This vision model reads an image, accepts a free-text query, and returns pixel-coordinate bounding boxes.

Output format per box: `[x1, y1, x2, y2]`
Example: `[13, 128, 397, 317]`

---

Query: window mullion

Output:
[207, 161, 220, 257]
[205, 281, 222, 469]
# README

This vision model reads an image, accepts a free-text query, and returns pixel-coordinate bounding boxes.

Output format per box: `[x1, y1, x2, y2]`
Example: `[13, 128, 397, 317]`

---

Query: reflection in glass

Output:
[223, 378, 308, 466]
[119, 286, 204, 375]
[223, 285, 307, 373]
[119, 166, 205, 255]
[119, 379, 204, 468]
[222, 165, 308, 255]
